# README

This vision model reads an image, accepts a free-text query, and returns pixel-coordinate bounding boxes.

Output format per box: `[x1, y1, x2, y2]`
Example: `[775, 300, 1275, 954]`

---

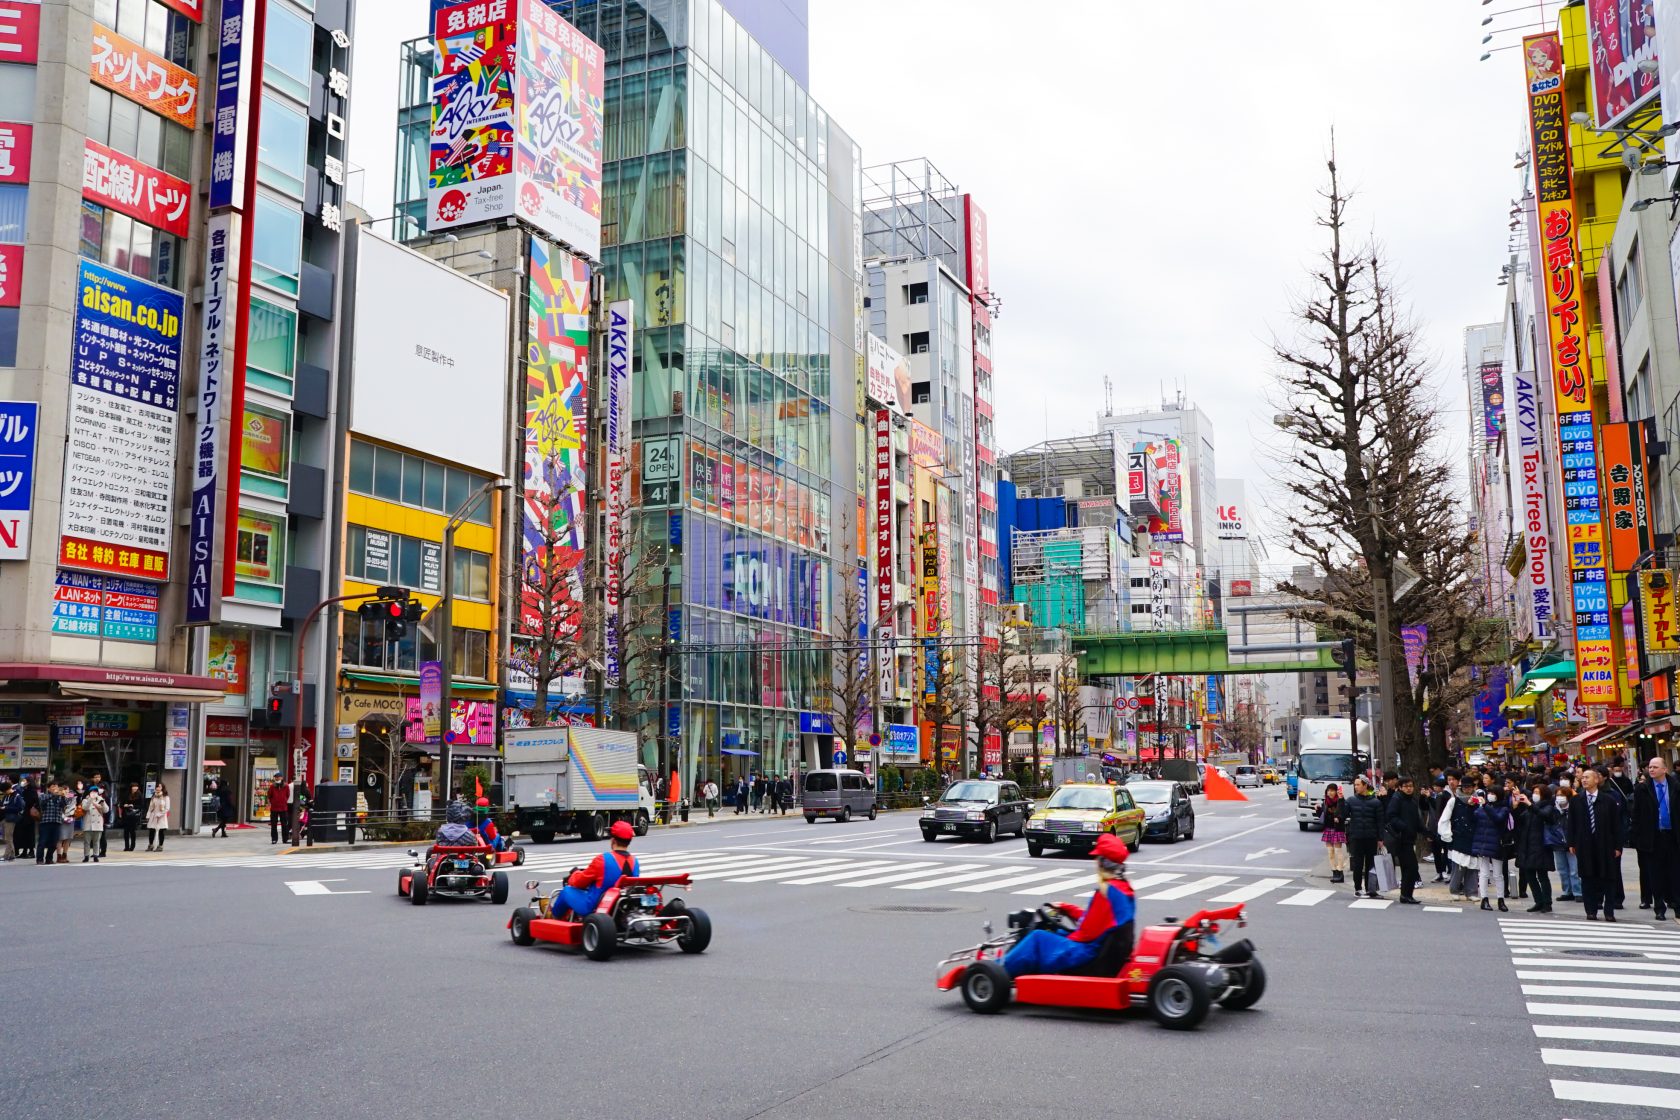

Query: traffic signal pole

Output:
[289, 590, 385, 787]
[437, 479, 508, 805]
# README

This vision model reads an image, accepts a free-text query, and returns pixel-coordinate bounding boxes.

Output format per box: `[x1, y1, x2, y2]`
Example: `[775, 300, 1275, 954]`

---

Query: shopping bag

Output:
[1369, 851, 1398, 894]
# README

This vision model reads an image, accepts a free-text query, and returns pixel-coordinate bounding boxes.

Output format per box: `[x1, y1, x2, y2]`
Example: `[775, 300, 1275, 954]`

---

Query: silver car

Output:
[1233, 765, 1262, 789]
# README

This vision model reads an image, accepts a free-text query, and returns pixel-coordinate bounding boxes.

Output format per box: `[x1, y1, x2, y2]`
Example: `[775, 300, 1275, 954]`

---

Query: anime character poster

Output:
[1587, 0, 1659, 127]
[520, 236, 590, 638]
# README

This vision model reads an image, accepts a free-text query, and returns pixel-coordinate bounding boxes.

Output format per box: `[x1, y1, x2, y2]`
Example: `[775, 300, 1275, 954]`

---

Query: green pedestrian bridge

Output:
[1072, 629, 1340, 677]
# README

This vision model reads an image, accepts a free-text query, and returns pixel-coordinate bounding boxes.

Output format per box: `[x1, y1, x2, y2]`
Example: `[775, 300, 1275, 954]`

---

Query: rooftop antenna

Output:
[1103, 375, 1113, 417]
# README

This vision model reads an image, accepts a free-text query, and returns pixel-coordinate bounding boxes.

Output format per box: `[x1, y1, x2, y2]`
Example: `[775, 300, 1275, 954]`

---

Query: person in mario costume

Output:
[1003, 832, 1137, 977]
[552, 819, 639, 920]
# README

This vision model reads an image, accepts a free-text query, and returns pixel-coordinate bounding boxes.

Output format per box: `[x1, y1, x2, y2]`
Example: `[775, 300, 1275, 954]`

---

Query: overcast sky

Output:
[349, 0, 1528, 557]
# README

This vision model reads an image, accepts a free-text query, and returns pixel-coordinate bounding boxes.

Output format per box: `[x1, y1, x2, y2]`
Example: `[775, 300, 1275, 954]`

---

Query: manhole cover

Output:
[1565, 948, 1644, 959]
[850, 904, 973, 915]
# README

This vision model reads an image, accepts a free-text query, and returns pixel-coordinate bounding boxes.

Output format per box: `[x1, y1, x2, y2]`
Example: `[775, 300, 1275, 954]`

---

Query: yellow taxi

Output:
[1024, 782, 1145, 858]
[1262, 767, 1281, 785]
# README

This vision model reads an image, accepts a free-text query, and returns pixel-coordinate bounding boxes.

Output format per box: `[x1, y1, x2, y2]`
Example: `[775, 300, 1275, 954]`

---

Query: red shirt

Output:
[568, 849, 635, 888]
[267, 784, 289, 812]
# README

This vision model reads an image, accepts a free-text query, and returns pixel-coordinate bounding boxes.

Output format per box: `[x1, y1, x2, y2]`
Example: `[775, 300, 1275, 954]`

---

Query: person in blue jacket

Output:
[553, 819, 639, 919]
[1003, 832, 1137, 977]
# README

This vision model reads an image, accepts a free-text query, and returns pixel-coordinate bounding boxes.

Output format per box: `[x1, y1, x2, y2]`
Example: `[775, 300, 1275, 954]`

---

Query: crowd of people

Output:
[0, 773, 175, 863]
[1314, 755, 1680, 921]
[672, 772, 798, 818]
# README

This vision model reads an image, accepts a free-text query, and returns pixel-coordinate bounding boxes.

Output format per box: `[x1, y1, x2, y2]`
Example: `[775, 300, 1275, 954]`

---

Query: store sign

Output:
[603, 299, 633, 690]
[405, 697, 496, 745]
[60, 260, 182, 580]
[1216, 503, 1245, 541]
[513, 0, 606, 258]
[1600, 420, 1651, 571]
[233, 511, 280, 584]
[421, 540, 441, 592]
[1585, 0, 1659, 129]
[83, 141, 192, 240]
[90, 24, 200, 129]
[1506, 363, 1557, 644]
[419, 661, 443, 743]
[0, 121, 31, 185]
[208, 0, 252, 211]
[1229, 579, 1251, 597]
[0, 400, 38, 559]
[963, 194, 989, 297]
[185, 215, 235, 623]
[909, 421, 942, 469]
[865, 333, 909, 415]
[874, 409, 895, 700]
[0, 1, 41, 65]
[50, 569, 159, 642]
[363, 528, 391, 582]
[1524, 33, 1614, 704]
[885, 723, 919, 764]
[1642, 569, 1680, 654]
[165, 703, 190, 769]
[1127, 444, 1159, 519]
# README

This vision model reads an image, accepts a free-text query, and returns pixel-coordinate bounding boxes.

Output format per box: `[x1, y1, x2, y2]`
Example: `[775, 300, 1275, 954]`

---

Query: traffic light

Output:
[266, 696, 283, 728]
[383, 598, 408, 642]
[1330, 637, 1357, 683]
[357, 588, 417, 643]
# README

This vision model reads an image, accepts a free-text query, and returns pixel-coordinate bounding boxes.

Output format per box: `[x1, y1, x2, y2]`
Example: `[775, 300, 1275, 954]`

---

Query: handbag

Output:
[1369, 851, 1398, 894]
[28, 806, 39, 820]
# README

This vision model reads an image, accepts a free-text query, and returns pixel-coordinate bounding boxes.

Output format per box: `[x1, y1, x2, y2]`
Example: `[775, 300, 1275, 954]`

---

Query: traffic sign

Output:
[832, 749, 847, 767]
[868, 733, 882, 747]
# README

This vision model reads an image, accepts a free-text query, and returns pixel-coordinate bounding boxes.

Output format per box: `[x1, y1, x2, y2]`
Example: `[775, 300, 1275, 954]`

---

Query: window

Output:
[234, 511, 285, 585]
[240, 405, 290, 478]
[397, 535, 422, 588]
[264, 4, 314, 103]
[906, 331, 929, 355]
[451, 548, 492, 600]
[912, 383, 930, 405]
[257, 96, 308, 197]
[251, 194, 302, 295]
[348, 441, 374, 493]
[0, 184, 24, 244]
[0, 308, 16, 366]
[346, 440, 495, 520]
[372, 445, 402, 501]
[247, 298, 297, 382]
[0, 64, 37, 116]
[904, 282, 928, 305]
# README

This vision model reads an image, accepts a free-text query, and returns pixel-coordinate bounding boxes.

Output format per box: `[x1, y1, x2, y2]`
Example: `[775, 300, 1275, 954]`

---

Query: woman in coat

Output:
[1538, 784, 1578, 901]
[210, 778, 234, 837]
[145, 781, 171, 851]
[118, 783, 143, 852]
[1513, 783, 1552, 913]
[78, 784, 107, 863]
[1318, 783, 1350, 885]
[1470, 789, 1513, 911]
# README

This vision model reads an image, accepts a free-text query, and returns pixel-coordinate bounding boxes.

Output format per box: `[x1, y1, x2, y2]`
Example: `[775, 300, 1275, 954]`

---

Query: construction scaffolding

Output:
[1010, 526, 1126, 634]
[862, 158, 968, 279]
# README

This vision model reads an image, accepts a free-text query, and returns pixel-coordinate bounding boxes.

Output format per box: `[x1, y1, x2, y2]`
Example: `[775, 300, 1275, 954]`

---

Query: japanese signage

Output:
[1586, 0, 1660, 128]
[1504, 359, 1557, 644]
[519, 237, 590, 637]
[1625, 602, 1642, 689]
[363, 528, 391, 581]
[1642, 569, 1680, 654]
[430, 0, 517, 232]
[0, 122, 29, 291]
[315, 23, 352, 235]
[866, 333, 909, 415]
[208, 0, 253, 211]
[185, 214, 236, 624]
[514, 0, 606, 259]
[875, 410, 895, 701]
[83, 141, 191, 239]
[909, 420, 943, 469]
[1127, 444, 1160, 520]
[0, 121, 30, 186]
[0, 1, 41, 65]
[156, 0, 204, 23]
[1229, 579, 1252, 597]
[1525, 33, 1614, 703]
[1600, 420, 1651, 571]
[50, 570, 159, 643]
[61, 260, 182, 580]
[0, 401, 38, 560]
[239, 407, 285, 476]
[1401, 624, 1428, 690]
[885, 723, 919, 764]
[421, 540, 442, 592]
[963, 194, 989, 298]
[404, 697, 497, 745]
[603, 299, 633, 690]
[90, 24, 200, 129]
[0, 245, 20, 309]
[1480, 362, 1505, 444]
[166, 704, 190, 770]
[419, 661, 443, 743]
[1149, 439, 1185, 542]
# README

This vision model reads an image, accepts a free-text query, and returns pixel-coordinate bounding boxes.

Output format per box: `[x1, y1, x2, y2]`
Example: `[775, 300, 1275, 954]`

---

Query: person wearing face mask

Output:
[1513, 783, 1552, 914]
[1539, 785, 1579, 902]
[1319, 784, 1349, 885]
[1568, 767, 1624, 921]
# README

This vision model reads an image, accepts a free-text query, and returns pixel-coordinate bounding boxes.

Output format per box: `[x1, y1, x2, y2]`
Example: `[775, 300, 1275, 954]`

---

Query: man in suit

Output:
[1633, 756, 1680, 922]
[1568, 766, 1625, 922]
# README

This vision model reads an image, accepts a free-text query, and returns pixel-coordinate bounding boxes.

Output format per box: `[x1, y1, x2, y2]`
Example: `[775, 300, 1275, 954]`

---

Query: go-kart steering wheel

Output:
[1037, 903, 1077, 933]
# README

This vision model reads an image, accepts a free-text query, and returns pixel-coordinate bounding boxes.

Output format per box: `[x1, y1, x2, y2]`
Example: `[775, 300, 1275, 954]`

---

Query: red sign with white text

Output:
[0, 1, 41, 65]
[155, 0, 204, 22]
[963, 194, 989, 298]
[82, 141, 192, 238]
[90, 24, 201, 129]
[0, 121, 31, 184]
[0, 246, 22, 309]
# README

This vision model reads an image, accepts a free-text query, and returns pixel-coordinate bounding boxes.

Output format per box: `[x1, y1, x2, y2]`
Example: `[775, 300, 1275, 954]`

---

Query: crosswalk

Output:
[77, 844, 1462, 912]
[1500, 916, 1680, 1113]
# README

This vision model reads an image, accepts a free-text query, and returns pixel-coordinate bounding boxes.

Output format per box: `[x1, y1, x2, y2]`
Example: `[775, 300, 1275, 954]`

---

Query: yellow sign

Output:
[1641, 569, 1680, 654]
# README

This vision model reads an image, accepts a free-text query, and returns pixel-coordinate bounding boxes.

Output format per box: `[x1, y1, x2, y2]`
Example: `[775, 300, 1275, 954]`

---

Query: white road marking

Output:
[718, 860, 856, 883]
[1534, 1023, 1680, 1046]
[688, 857, 822, 880]
[1114, 872, 1184, 892]
[1150, 817, 1290, 863]
[1423, 906, 1462, 913]
[778, 861, 904, 885]
[1541, 1047, 1680, 1073]
[1521, 984, 1680, 1003]
[1279, 889, 1335, 907]
[951, 869, 1115, 894]
[895, 866, 1032, 890]
[1349, 898, 1393, 910]
[1528, 1002, 1680, 1023]
[1207, 877, 1291, 903]
[1244, 848, 1288, 861]
[1516, 958, 1680, 974]
[838, 863, 986, 888]
[1518, 971, 1680, 987]
[1143, 875, 1236, 900]
[1551, 1079, 1680, 1110]
[1013, 873, 1101, 896]
[284, 879, 368, 896]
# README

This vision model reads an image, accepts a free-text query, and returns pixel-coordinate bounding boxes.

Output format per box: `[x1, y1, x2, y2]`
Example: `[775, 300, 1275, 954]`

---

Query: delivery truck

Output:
[1294, 718, 1368, 830]
[504, 725, 657, 843]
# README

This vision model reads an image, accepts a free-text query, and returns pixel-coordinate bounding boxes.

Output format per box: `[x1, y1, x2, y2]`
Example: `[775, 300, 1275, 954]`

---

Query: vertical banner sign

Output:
[185, 215, 235, 623]
[1480, 363, 1505, 444]
[0, 401, 37, 558]
[921, 541, 939, 694]
[602, 299, 633, 689]
[208, 0, 253, 212]
[1524, 33, 1616, 704]
[874, 410, 895, 701]
[1641, 570, 1680, 654]
[0, 121, 33, 310]
[419, 661, 443, 743]
[1600, 420, 1651, 571]
[1401, 625, 1429, 690]
[1504, 347, 1557, 643]
[1624, 602, 1642, 689]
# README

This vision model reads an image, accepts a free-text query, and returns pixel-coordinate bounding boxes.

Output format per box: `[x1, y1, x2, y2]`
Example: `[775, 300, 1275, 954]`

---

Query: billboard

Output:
[349, 232, 509, 474]
[1601, 420, 1651, 571]
[908, 420, 942, 468]
[962, 194, 989, 298]
[683, 518, 825, 630]
[1641, 569, 1680, 653]
[429, 0, 518, 232]
[90, 24, 200, 129]
[1525, 33, 1615, 704]
[1586, 0, 1660, 128]
[874, 410, 895, 700]
[602, 299, 633, 689]
[1215, 483, 1246, 541]
[865, 332, 909, 414]
[207, 0, 254, 212]
[50, 570, 159, 643]
[1126, 443, 1160, 520]
[60, 260, 182, 581]
[1479, 362, 1505, 444]
[1504, 349, 1557, 644]
[419, 661, 443, 743]
[0, 400, 37, 559]
[513, 0, 605, 259]
[1149, 438, 1184, 542]
[82, 141, 191, 239]
[520, 236, 590, 638]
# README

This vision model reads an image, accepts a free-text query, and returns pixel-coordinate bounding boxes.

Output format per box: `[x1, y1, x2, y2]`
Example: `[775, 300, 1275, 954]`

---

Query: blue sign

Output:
[50, 570, 159, 643]
[832, 749, 847, 767]
[0, 400, 39, 558]
[666, 703, 682, 740]
[72, 259, 183, 407]
[668, 511, 683, 548]
[885, 723, 919, 764]
[667, 606, 682, 644]
[208, 0, 251, 211]
[798, 712, 834, 736]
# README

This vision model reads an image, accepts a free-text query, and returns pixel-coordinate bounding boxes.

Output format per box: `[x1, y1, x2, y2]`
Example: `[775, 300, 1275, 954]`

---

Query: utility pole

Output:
[437, 478, 508, 804]
[1372, 575, 1399, 778]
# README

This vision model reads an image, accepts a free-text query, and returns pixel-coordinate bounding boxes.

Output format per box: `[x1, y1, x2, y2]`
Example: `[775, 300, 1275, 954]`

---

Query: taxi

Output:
[1024, 782, 1145, 858]
[1262, 767, 1280, 785]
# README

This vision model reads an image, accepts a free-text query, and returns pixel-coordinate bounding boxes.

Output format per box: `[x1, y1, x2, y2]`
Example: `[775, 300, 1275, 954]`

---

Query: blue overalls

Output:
[1003, 881, 1136, 977]
[555, 849, 640, 918]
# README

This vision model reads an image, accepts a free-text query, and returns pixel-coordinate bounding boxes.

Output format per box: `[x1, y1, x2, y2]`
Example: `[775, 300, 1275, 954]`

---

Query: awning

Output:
[1564, 725, 1616, 748]
[1502, 693, 1540, 712]
[720, 748, 759, 756]
[0, 663, 228, 704]
[341, 670, 499, 695]
[63, 681, 226, 704]
[1522, 660, 1576, 691]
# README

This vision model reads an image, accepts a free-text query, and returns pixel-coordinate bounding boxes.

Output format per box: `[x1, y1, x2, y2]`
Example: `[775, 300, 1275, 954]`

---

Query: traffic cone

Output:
[1203, 765, 1249, 802]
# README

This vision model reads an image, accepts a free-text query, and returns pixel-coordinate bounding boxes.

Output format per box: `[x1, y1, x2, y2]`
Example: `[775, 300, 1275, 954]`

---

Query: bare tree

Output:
[1051, 653, 1084, 756]
[819, 571, 875, 762]
[918, 634, 973, 773]
[512, 489, 589, 728]
[1004, 630, 1050, 785]
[968, 621, 1010, 777]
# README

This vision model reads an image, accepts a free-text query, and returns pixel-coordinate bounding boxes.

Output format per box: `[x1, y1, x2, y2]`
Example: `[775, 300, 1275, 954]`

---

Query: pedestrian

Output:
[35, 781, 66, 865]
[1598, 762, 1632, 914]
[1319, 783, 1349, 885]
[89, 772, 109, 859]
[117, 783, 142, 852]
[1540, 784, 1579, 902]
[61, 780, 83, 864]
[208, 778, 232, 837]
[1514, 783, 1553, 914]
[778, 774, 793, 815]
[1567, 766, 1624, 921]
[1632, 755, 1680, 922]
[766, 775, 781, 815]
[1386, 777, 1423, 904]
[14, 775, 36, 858]
[1344, 776, 1387, 899]
[733, 776, 747, 815]
[702, 777, 719, 818]
[145, 780, 171, 851]
[1470, 788, 1513, 911]
[0, 779, 18, 861]
[751, 773, 765, 814]
[1426, 775, 1452, 881]
[267, 777, 289, 845]
[78, 783, 107, 863]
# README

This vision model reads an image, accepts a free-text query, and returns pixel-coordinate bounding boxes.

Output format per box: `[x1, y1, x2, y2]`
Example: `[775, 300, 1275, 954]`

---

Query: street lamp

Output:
[437, 477, 510, 803]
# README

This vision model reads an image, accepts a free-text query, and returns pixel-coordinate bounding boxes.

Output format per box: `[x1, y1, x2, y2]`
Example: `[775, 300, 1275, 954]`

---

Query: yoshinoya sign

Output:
[602, 299, 633, 689]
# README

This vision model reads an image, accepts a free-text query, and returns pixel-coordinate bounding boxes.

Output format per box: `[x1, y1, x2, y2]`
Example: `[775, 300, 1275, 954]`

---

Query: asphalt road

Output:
[5, 786, 1675, 1119]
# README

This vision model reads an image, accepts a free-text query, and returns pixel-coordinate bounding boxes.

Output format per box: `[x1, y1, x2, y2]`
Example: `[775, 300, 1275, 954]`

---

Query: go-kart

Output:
[507, 869, 712, 961]
[935, 902, 1264, 1030]
[397, 844, 511, 906]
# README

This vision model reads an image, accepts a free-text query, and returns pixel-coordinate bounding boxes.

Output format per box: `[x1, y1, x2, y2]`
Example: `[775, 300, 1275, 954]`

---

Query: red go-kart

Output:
[397, 845, 513, 906]
[935, 902, 1264, 1029]
[507, 870, 712, 961]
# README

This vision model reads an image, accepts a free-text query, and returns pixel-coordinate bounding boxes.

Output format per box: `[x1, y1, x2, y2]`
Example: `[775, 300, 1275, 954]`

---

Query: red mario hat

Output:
[1093, 833, 1130, 864]
[610, 819, 635, 841]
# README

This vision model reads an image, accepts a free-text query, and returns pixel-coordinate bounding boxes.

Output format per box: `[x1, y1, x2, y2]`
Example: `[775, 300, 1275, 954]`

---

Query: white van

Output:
[1294, 718, 1368, 830]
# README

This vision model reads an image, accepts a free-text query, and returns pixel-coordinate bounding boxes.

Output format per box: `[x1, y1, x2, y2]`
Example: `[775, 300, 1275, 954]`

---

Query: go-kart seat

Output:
[1063, 925, 1137, 978]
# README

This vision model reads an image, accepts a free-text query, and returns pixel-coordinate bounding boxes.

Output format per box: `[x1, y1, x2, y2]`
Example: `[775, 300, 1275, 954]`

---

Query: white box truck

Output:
[1294, 718, 1368, 830]
[504, 725, 656, 843]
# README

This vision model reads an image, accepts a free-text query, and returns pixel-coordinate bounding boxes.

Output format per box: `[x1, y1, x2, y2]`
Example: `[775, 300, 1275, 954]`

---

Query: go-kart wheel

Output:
[922, 830, 938, 843]
[868, 805, 878, 821]
[1026, 841, 1043, 857]
[581, 913, 618, 961]
[1148, 964, 1212, 1030]
[513, 847, 526, 866]
[805, 814, 817, 824]
[410, 871, 428, 906]
[980, 821, 997, 844]
[678, 906, 712, 953]
[634, 811, 651, 837]
[960, 961, 1011, 1014]
[838, 806, 851, 823]
[1219, 957, 1266, 1011]
[490, 870, 509, 905]
[397, 869, 410, 897]
[531, 829, 555, 844]
[510, 906, 536, 946]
